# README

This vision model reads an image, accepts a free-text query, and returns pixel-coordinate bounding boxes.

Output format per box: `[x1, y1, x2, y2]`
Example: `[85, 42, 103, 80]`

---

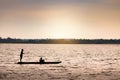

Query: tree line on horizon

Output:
[0, 37, 120, 44]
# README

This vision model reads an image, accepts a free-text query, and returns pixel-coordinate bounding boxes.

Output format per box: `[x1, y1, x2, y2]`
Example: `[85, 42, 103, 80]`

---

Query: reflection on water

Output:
[0, 44, 120, 80]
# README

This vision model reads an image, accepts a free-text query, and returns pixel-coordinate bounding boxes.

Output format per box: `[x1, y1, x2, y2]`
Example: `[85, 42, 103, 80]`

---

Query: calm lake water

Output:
[0, 44, 120, 80]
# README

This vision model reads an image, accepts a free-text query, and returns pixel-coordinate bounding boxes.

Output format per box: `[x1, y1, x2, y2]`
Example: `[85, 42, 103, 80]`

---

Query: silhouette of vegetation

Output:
[0, 37, 120, 44]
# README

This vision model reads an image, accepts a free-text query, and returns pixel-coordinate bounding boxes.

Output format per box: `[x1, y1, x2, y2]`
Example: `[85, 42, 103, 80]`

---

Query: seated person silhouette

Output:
[39, 57, 45, 63]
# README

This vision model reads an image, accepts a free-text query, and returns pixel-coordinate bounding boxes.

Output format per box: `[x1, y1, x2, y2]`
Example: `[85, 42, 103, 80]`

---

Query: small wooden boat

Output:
[17, 61, 61, 64]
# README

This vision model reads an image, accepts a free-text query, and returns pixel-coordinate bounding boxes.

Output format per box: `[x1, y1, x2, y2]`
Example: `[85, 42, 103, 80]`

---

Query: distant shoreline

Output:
[0, 37, 120, 44]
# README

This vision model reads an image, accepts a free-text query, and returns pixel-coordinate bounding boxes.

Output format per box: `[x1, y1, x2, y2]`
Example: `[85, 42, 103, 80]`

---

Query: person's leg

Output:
[20, 56, 22, 62]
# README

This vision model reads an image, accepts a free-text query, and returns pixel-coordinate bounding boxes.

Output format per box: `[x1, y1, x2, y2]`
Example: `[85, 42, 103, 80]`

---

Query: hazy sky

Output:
[0, 0, 120, 39]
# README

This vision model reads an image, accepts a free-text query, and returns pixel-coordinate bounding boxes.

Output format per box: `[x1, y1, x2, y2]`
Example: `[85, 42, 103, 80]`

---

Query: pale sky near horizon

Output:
[0, 0, 120, 39]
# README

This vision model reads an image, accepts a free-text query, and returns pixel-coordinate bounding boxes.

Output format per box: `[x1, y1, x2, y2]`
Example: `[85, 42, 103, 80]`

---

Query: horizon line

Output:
[0, 37, 120, 40]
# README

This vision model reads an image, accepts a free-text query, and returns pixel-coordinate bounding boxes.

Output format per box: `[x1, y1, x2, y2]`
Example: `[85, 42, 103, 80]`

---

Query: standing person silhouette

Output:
[20, 49, 24, 62]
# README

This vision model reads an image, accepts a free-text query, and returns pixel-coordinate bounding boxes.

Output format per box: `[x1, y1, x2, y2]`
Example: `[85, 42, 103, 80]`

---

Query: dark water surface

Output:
[0, 44, 120, 80]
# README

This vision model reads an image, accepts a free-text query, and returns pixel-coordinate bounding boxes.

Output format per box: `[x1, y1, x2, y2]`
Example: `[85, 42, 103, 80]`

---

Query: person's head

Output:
[21, 49, 24, 51]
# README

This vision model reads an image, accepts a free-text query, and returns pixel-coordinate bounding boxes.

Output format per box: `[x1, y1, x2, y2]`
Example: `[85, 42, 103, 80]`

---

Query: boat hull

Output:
[17, 61, 61, 64]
